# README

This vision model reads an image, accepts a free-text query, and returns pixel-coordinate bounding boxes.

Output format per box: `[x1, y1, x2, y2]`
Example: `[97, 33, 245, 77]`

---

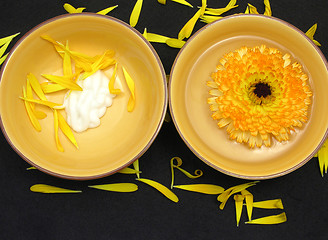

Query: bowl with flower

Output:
[169, 14, 328, 179]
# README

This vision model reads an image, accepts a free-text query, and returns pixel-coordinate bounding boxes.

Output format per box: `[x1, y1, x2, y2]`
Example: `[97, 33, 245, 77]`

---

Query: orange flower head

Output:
[207, 45, 312, 148]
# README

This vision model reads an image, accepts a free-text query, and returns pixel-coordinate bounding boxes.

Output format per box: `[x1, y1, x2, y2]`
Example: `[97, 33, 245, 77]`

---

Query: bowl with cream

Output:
[0, 13, 167, 180]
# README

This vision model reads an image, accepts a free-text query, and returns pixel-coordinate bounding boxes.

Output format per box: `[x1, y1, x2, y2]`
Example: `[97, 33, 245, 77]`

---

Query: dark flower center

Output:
[253, 82, 271, 98]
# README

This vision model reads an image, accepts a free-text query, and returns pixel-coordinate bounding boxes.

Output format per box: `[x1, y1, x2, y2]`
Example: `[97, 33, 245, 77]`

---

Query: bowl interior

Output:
[169, 15, 328, 179]
[0, 14, 167, 179]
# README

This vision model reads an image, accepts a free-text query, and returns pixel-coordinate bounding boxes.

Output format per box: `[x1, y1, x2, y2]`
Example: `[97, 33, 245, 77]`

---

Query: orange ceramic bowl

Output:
[169, 15, 328, 179]
[0, 13, 167, 180]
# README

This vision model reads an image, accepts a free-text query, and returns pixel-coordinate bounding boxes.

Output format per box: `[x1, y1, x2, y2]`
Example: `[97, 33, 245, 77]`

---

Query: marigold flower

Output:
[207, 45, 312, 148]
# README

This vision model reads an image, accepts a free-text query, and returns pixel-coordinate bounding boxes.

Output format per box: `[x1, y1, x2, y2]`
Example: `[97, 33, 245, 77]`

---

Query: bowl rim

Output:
[0, 13, 168, 180]
[168, 14, 328, 180]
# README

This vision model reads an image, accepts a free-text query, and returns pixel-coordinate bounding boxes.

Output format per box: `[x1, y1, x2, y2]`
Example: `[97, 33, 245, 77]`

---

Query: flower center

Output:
[253, 82, 271, 98]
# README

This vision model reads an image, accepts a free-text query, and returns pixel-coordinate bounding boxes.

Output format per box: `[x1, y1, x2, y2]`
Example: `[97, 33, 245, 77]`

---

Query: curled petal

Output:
[173, 184, 224, 195]
[89, 183, 138, 192]
[245, 212, 287, 225]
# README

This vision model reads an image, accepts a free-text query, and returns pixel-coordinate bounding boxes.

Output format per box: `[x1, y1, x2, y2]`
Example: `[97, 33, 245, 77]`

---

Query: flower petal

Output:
[41, 82, 67, 94]
[53, 110, 64, 152]
[171, 0, 193, 8]
[136, 178, 179, 203]
[166, 38, 186, 48]
[178, 8, 202, 40]
[30, 184, 81, 193]
[22, 87, 41, 132]
[173, 184, 224, 195]
[234, 194, 244, 227]
[97, 5, 118, 15]
[247, 3, 259, 14]
[130, 0, 143, 27]
[63, 3, 85, 13]
[122, 66, 136, 112]
[57, 110, 79, 149]
[27, 73, 47, 101]
[252, 199, 284, 209]
[0, 32, 20, 46]
[89, 183, 138, 192]
[204, 0, 238, 16]
[118, 167, 142, 174]
[157, 0, 167, 5]
[108, 63, 121, 95]
[263, 0, 272, 16]
[20, 97, 62, 109]
[42, 74, 83, 91]
[245, 212, 287, 225]
[133, 159, 140, 179]
[305, 23, 321, 46]
[241, 190, 253, 221]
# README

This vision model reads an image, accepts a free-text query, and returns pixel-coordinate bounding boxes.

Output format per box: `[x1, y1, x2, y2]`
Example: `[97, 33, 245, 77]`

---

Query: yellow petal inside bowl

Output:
[0, 13, 167, 179]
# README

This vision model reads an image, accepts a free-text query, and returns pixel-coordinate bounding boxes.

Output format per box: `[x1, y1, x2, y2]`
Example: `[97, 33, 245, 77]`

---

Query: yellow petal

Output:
[42, 74, 83, 91]
[63, 42, 73, 76]
[130, 0, 143, 27]
[122, 66, 136, 112]
[241, 190, 253, 221]
[26, 166, 37, 170]
[166, 38, 186, 48]
[118, 167, 142, 174]
[234, 194, 244, 227]
[247, 3, 259, 14]
[0, 53, 9, 65]
[54, 110, 64, 152]
[27, 73, 47, 101]
[204, 0, 237, 16]
[145, 32, 170, 43]
[57, 110, 79, 149]
[252, 199, 284, 209]
[173, 184, 224, 195]
[136, 178, 179, 203]
[0, 41, 10, 60]
[157, 0, 166, 4]
[171, 0, 193, 8]
[34, 110, 47, 119]
[200, 15, 223, 24]
[97, 5, 118, 15]
[317, 140, 328, 176]
[89, 183, 138, 192]
[245, 212, 287, 225]
[200, 0, 207, 16]
[108, 63, 121, 94]
[30, 184, 81, 193]
[63, 3, 85, 13]
[133, 159, 141, 179]
[305, 23, 321, 46]
[217, 181, 259, 210]
[20, 97, 63, 109]
[41, 82, 67, 93]
[22, 87, 41, 132]
[244, 6, 250, 14]
[0, 32, 20, 46]
[263, 0, 272, 16]
[178, 8, 202, 40]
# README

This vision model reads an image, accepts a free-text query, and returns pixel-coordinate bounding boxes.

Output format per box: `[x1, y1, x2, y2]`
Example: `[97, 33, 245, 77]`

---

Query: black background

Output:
[1, 0, 328, 239]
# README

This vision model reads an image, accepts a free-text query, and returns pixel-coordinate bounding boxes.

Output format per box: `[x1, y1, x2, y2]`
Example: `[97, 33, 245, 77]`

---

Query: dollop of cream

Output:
[64, 70, 116, 133]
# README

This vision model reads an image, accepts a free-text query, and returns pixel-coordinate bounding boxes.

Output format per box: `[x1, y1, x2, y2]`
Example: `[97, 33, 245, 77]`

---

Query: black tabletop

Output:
[1, 1, 328, 239]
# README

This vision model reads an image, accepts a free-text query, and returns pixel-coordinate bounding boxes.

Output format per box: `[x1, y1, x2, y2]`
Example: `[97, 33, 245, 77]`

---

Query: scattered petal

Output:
[133, 159, 141, 179]
[178, 8, 202, 40]
[245, 212, 287, 225]
[171, 0, 193, 8]
[305, 23, 321, 46]
[63, 3, 85, 13]
[145, 32, 170, 43]
[217, 181, 259, 210]
[41, 82, 67, 93]
[122, 66, 136, 112]
[20, 97, 63, 109]
[97, 5, 118, 15]
[0, 53, 9, 65]
[263, 0, 272, 16]
[118, 167, 142, 174]
[89, 183, 138, 192]
[136, 178, 179, 203]
[166, 38, 185, 48]
[130, 0, 143, 27]
[318, 140, 328, 176]
[173, 184, 224, 195]
[0, 32, 20, 46]
[26, 166, 37, 170]
[234, 194, 244, 227]
[204, 0, 238, 16]
[30, 184, 81, 193]
[158, 0, 166, 5]
[241, 190, 253, 221]
[252, 199, 284, 209]
[247, 3, 259, 14]
[200, 15, 223, 24]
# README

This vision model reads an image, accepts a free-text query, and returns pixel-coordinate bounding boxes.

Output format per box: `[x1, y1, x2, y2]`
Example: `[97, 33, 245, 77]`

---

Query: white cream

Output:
[64, 70, 117, 133]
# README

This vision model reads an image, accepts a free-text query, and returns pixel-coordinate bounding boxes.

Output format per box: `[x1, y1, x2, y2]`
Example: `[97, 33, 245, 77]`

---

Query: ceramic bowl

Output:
[169, 14, 328, 179]
[0, 13, 167, 180]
